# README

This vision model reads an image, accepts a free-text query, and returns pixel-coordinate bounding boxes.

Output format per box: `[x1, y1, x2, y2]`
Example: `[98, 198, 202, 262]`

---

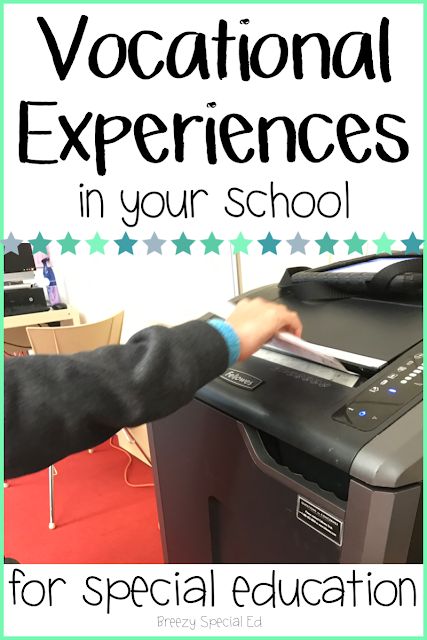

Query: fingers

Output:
[234, 298, 303, 337]
[278, 309, 303, 337]
[251, 299, 302, 337]
[225, 297, 303, 361]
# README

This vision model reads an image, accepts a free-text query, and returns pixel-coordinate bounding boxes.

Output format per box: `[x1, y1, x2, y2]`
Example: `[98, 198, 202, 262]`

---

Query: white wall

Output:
[239, 252, 327, 294]
[49, 243, 238, 341]
[48, 242, 369, 342]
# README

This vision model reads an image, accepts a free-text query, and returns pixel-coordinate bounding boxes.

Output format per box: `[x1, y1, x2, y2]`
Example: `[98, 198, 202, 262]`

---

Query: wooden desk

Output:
[4, 306, 80, 330]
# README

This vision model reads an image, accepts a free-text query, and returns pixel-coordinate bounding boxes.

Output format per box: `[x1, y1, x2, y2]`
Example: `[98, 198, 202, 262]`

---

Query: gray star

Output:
[287, 232, 310, 255]
[143, 232, 166, 255]
[2, 232, 23, 254]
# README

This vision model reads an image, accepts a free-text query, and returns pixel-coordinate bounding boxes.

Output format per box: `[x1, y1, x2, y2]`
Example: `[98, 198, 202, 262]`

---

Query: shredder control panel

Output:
[333, 348, 423, 431]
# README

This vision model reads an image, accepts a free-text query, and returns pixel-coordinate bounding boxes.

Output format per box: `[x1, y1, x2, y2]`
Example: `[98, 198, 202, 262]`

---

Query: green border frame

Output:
[0, 1, 424, 639]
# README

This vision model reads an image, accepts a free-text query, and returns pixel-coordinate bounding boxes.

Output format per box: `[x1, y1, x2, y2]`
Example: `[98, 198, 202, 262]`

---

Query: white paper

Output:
[210, 302, 346, 372]
[268, 332, 347, 372]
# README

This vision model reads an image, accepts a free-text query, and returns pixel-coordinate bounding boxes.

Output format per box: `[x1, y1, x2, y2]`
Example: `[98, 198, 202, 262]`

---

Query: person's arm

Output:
[5, 321, 228, 479]
[5, 299, 302, 479]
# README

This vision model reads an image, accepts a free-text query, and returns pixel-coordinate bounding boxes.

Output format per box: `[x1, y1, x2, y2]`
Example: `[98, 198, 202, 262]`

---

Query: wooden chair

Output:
[25, 311, 124, 529]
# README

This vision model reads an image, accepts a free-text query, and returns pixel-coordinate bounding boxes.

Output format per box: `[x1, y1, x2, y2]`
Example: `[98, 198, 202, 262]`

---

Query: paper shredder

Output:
[149, 254, 423, 563]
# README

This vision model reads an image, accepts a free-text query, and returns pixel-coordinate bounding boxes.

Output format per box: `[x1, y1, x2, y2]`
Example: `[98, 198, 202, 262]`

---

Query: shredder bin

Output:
[149, 256, 422, 564]
[149, 401, 421, 564]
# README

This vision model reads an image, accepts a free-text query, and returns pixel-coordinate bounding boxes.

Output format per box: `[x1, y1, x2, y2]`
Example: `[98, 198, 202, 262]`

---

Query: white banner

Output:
[5, 3, 423, 240]
[4, 564, 423, 636]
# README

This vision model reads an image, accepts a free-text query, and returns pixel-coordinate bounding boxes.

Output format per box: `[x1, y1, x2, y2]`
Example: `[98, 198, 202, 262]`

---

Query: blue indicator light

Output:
[358, 410, 367, 417]
[388, 388, 397, 394]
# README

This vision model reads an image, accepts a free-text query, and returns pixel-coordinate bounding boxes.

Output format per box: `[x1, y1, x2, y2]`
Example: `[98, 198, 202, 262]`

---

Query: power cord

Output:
[109, 434, 154, 489]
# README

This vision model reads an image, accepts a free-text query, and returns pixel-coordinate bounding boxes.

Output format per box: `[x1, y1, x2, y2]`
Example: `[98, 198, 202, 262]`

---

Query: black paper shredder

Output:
[149, 254, 423, 563]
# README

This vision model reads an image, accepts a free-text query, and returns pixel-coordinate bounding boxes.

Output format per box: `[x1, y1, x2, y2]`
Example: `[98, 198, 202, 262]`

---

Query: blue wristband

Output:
[208, 318, 241, 366]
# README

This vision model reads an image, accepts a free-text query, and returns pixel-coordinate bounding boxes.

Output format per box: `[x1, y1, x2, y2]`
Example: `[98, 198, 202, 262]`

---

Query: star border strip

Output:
[1, 232, 423, 256]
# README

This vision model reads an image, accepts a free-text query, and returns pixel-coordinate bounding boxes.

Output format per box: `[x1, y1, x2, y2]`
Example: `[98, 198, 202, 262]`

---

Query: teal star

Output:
[201, 233, 223, 255]
[316, 232, 338, 254]
[173, 233, 194, 255]
[58, 232, 80, 255]
[115, 233, 137, 255]
[374, 233, 395, 254]
[87, 232, 108, 255]
[258, 233, 281, 255]
[29, 232, 51, 255]
[401, 232, 423, 254]
[230, 232, 252, 255]
[344, 233, 367, 255]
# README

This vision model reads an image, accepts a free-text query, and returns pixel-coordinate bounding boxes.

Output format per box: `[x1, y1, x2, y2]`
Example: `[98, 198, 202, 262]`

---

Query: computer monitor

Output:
[4, 243, 36, 274]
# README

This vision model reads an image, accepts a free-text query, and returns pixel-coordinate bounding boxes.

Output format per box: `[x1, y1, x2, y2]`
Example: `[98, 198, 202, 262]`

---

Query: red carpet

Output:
[4, 441, 163, 563]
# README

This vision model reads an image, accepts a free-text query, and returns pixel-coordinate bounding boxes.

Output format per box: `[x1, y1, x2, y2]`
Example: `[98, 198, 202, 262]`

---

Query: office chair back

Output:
[26, 311, 124, 355]
[24, 310, 125, 531]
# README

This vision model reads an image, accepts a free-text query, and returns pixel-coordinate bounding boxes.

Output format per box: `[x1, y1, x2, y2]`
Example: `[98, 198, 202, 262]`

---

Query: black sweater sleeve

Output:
[5, 320, 229, 479]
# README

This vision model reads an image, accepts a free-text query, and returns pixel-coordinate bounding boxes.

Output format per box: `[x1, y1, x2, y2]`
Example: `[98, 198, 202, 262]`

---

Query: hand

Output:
[226, 298, 303, 361]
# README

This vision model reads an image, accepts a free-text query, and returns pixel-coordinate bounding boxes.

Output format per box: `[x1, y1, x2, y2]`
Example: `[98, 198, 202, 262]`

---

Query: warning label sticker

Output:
[296, 496, 343, 546]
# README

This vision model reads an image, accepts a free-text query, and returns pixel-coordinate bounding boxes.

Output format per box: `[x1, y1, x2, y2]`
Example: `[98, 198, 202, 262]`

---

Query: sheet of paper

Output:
[211, 302, 387, 372]
[210, 301, 346, 372]
[267, 331, 347, 372]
